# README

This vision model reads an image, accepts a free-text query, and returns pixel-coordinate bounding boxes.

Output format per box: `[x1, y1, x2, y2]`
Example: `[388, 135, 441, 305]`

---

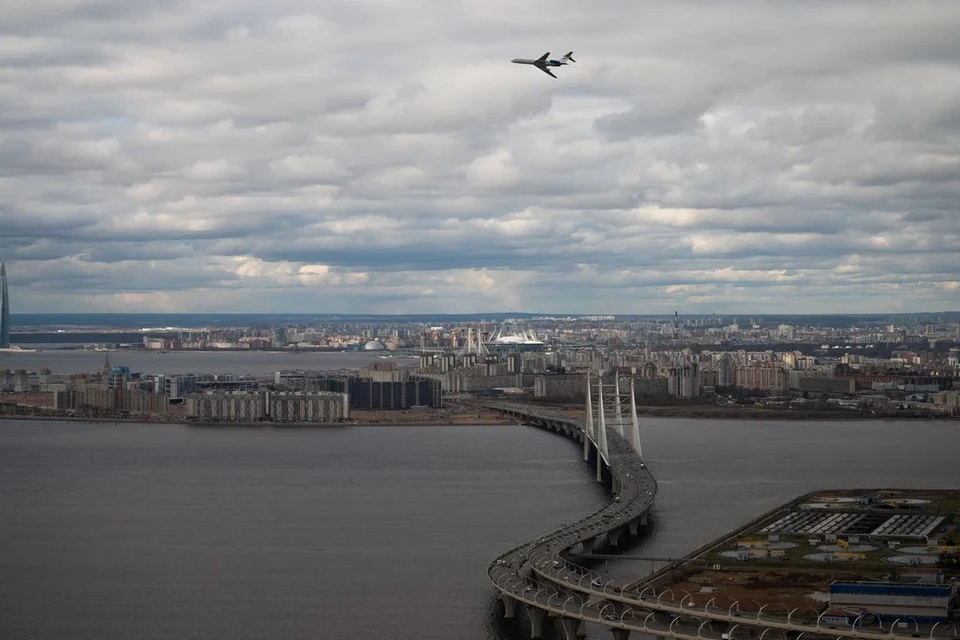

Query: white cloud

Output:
[182, 159, 247, 181]
[268, 154, 346, 182]
[1, 1, 959, 313]
[466, 149, 521, 188]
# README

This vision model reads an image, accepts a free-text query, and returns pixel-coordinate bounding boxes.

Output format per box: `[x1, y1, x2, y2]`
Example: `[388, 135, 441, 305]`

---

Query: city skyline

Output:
[2, 3, 960, 314]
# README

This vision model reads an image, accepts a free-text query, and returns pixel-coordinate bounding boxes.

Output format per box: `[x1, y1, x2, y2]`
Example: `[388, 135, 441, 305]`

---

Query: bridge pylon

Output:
[586, 371, 643, 467]
[628, 374, 643, 458]
[583, 371, 594, 462]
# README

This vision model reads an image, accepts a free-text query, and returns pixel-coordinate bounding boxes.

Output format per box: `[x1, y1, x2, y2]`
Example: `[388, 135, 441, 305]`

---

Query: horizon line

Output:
[9, 311, 960, 317]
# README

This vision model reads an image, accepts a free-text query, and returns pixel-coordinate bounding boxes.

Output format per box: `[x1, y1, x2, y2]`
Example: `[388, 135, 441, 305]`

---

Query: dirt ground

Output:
[663, 569, 852, 614]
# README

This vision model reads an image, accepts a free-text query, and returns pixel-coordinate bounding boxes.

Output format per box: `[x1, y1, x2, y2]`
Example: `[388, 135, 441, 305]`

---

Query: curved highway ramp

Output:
[475, 388, 952, 640]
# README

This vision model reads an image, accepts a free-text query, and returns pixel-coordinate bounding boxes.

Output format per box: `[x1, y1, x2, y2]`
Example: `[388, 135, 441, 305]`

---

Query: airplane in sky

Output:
[510, 51, 575, 78]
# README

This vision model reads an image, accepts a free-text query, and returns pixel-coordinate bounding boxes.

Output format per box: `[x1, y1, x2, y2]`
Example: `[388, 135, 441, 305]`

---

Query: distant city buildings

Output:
[2, 313, 960, 420]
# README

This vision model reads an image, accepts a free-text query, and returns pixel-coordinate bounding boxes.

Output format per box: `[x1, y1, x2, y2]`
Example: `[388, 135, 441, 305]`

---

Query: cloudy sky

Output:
[2, 1, 959, 314]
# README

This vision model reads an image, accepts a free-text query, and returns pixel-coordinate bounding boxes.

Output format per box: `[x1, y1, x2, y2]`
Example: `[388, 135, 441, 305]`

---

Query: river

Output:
[1, 417, 957, 640]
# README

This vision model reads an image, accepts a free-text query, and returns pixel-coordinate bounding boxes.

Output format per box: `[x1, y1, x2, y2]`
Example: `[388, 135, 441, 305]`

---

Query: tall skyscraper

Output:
[0, 261, 9, 348]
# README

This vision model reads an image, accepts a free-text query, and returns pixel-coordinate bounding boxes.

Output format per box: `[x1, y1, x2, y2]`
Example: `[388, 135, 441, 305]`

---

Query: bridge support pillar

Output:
[560, 617, 587, 639]
[501, 593, 517, 619]
[628, 518, 640, 536]
[525, 605, 546, 639]
[607, 526, 622, 548]
[609, 629, 630, 640]
[591, 532, 609, 552]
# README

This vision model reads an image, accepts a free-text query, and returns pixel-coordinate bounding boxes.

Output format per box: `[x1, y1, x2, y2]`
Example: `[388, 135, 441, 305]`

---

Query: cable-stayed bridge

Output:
[474, 373, 956, 640]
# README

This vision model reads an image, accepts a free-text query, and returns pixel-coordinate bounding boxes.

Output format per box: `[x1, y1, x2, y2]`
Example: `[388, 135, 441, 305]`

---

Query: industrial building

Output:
[828, 581, 956, 623]
[758, 509, 945, 541]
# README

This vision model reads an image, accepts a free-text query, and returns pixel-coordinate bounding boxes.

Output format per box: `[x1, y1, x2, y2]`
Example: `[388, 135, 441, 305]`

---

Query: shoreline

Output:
[0, 414, 516, 428]
[2, 411, 956, 426]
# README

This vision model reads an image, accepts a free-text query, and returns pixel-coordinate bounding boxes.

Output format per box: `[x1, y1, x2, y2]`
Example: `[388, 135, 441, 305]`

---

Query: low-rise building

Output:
[736, 365, 789, 392]
[187, 391, 266, 422]
[267, 391, 348, 423]
[186, 390, 349, 423]
[798, 377, 856, 395]
[534, 374, 585, 400]
[828, 581, 955, 623]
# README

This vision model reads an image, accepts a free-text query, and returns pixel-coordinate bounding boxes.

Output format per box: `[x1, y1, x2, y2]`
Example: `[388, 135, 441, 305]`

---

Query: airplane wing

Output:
[536, 52, 550, 62]
[536, 65, 557, 78]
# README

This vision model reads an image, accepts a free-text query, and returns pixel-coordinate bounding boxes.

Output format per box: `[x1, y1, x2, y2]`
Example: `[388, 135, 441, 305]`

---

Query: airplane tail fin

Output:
[562, 51, 575, 62]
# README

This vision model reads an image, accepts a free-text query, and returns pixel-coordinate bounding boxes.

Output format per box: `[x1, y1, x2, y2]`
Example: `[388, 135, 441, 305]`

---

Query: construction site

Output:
[645, 489, 960, 625]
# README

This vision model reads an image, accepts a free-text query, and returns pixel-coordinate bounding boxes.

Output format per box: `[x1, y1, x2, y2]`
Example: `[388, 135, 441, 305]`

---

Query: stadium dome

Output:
[362, 340, 386, 351]
[488, 335, 540, 345]
[484, 328, 545, 352]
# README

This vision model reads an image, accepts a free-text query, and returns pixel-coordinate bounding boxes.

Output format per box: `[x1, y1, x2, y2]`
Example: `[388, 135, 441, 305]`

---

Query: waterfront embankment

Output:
[3, 408, 954, 425]
[0, 407, 516, 427]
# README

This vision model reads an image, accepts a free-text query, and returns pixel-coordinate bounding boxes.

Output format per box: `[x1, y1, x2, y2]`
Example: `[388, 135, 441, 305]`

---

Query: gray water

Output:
[0, 350, 415, 376]
[1, 418, 958, 640]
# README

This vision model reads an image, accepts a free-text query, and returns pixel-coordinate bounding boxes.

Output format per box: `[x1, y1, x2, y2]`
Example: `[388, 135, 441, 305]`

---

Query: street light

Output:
[599, 602, 616, 622]
[698, 619, 711, 638]
[816, 610, 827, 630]
[643, 612, 657, 633]
[603, 578, 618, 594]
[705, 596, 718, 613]
[670, 616, 681, 634]
[659, 587, 677, 606]
[852, 613, 865, 636]
[888, 618, 920, 637]
[728, 601, 742, 617]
